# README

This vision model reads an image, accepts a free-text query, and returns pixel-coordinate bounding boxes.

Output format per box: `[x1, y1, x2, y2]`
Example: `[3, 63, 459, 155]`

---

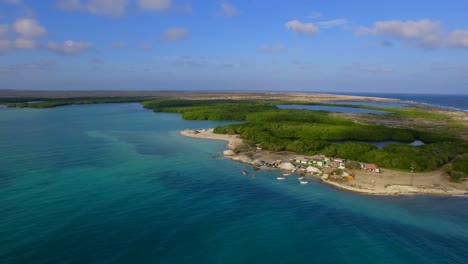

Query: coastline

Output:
[181, 128, 468, 196]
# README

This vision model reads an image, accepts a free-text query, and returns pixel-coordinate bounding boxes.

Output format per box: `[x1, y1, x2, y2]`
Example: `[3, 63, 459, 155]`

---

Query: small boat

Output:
[300, 181, 309, 185]
[242, 170, 248, 175]
[283, 173, 290, 176]
[298, 176, 304, 180]
[277, 176, 286, 180]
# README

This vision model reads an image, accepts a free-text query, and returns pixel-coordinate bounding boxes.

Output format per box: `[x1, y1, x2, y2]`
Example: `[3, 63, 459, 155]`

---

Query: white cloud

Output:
[0, 18, 46, 51]
[217, 1, 238, 17]
[138, 0, 171, 11]
[14, 38, 38, 49]
[163, 27, 189, 41]
[285, 20, 319, 36]
[56, 0, 129, 16]
[317, 18, 349, 29]
[1, 17, 93, 55]
[12, 18, 47, 38]
[47, 40, 93, 54]
[357, 19, 468, 49]
[258, 44, 286, 52]
[449, 30, 468, 48]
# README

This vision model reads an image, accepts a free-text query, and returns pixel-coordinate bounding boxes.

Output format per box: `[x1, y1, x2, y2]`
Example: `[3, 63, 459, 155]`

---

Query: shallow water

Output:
[0, 103, 467, 264]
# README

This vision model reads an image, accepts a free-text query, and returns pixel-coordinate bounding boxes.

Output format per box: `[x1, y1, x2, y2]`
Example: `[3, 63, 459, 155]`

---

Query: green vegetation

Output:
[446, 156, 468, 180]
[4, 97, 466, 179]
[2, 97, 143, 108]
[365, 106, 447, 120]
[142, 99, 277, 121]
[144, 98, 467, 177]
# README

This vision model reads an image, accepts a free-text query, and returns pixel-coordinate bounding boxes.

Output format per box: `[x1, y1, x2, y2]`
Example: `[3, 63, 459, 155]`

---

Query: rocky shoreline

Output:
[181, 129, 468, 196]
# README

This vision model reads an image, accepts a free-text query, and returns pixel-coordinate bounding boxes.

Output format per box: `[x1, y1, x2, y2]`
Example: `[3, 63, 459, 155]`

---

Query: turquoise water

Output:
[1, 103, 468, 264]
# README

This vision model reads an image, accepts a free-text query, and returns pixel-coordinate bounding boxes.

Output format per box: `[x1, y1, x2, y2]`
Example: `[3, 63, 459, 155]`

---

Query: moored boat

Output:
[277, 176, 286, 180]
[300, 181, 308, 185]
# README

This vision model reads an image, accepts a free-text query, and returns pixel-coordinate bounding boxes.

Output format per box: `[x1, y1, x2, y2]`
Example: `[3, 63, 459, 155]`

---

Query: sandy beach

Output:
[181, 128, 468, 196]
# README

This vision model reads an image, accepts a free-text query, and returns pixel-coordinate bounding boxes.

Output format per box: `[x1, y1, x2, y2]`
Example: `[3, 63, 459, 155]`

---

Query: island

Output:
[2, 90, 468, 195]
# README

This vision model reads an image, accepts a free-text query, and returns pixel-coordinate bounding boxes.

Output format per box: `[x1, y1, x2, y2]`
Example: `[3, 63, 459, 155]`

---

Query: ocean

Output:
[328, 92, 468, 111]
[1, 103, 468, 264]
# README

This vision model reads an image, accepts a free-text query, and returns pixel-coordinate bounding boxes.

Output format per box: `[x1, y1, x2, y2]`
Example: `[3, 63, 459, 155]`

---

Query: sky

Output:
[1, 0, 468, 94]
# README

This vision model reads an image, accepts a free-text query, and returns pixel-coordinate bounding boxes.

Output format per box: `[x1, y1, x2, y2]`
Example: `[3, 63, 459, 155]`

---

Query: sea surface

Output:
[326, 92, 468, 111]
[1, 103, 468, 264]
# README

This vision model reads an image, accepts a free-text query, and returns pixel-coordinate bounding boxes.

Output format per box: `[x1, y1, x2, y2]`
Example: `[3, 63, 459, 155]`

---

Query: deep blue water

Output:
[326, 92, 468, 111]
[1, 103, 468, 264]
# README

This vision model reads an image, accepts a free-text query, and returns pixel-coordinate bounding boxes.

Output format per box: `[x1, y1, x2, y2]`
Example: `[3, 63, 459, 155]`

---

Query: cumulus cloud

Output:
[138, 0, 171, 11]
[258, 44, 286, 52]
[13, 38, 38, 49]
[317, 18, 349, 29]
[0, 17, 92, 55]
[0, 18, 46, 50]
[450, 30, 468, 48]
[56, 0, 129, 16]
[217, 1, 238, 17]
[285, 20, 319, 36]
[357, 19, 468, 49]
[47, 40, 93, 54]
[163, 27, 189, 41]
[12, 18, 47, 38]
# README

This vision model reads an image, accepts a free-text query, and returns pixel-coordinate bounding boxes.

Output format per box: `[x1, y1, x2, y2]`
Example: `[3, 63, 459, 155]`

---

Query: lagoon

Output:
[0, 103, 467, 264]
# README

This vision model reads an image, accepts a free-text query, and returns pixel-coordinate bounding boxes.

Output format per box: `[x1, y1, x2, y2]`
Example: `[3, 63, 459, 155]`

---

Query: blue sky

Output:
[1, 0, 468, 93]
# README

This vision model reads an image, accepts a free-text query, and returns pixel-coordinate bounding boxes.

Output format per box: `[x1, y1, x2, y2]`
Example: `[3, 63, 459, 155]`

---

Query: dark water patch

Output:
[0, 169, 14, 189]
[278, 104, 389, 114]
[327, 101, 407, 108]
[333, 140, 425, 149]
[105, 131, 183, 157]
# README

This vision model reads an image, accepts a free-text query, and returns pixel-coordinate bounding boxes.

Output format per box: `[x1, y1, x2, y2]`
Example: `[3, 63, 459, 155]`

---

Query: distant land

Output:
[2, 90, 466, 195]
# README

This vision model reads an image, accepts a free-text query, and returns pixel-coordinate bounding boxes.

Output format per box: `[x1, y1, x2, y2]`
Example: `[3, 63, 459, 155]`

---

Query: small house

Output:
[311, 156, 325, 167]
[363, 164, 380, 173]
[331, 158, 346, 169]
[292, 156, 310, 165]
